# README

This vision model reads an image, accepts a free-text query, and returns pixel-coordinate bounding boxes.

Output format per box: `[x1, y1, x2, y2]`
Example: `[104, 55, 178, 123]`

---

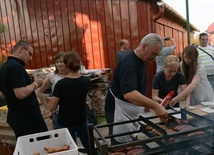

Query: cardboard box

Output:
[13, 128, 78, 155]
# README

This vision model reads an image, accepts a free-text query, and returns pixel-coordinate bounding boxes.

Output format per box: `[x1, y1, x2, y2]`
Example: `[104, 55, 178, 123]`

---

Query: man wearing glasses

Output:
[197, 33, 214, 91]
[0, 40, 48, 138]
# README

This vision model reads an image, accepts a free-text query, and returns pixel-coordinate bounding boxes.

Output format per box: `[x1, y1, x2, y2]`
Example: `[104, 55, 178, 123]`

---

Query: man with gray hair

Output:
[0, 40, 48, 138]
[106, 33, 167, 144]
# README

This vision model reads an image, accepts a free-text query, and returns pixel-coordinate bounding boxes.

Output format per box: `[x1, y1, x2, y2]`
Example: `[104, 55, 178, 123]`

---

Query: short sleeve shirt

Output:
[53, 76, 91, 126]
[152, 70, 186, 99]
[0, 57, 47, 132]
[111, 51, 148, 101]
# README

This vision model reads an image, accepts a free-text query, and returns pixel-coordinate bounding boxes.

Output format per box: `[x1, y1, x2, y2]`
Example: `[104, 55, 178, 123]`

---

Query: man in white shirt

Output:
[197, 33, 214, 91]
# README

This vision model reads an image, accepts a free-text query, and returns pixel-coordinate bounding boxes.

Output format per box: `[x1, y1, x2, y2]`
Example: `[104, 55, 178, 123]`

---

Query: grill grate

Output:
[82, 110, 214, 155]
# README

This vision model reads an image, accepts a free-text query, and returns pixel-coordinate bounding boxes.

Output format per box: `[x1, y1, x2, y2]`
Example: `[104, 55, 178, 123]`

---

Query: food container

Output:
[13, 128, 78, 155]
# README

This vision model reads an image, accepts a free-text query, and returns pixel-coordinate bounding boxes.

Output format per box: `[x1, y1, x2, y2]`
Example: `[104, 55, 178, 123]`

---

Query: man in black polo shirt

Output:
[0, 40, 48, 138]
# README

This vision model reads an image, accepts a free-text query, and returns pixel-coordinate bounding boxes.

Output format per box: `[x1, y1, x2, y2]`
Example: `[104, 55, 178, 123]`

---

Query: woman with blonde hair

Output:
[169, 45, 214, 106]
[152, 55, 189, 108]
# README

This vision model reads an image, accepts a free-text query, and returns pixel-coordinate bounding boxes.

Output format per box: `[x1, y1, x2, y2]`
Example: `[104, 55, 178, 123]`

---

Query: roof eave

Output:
[163, 3, 200, 32]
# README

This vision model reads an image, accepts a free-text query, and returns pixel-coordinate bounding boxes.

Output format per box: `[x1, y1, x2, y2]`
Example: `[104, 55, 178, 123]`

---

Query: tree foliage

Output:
[194, 33, 200, 45]
[0, 21, 6, 35]
[0, 21, 6, 67]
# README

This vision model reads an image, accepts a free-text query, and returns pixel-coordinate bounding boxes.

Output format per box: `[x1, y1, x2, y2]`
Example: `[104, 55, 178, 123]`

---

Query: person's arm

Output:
[184, 94, 190, 110]
[170, 37, 177, 49]
[49, 96, 59, 112]
[13, 75, 43, 99]
[162, 37, 177, 56]
[180, 84, 190, 109]
[36, 75, 51, 109]
[124, 90, 167, 118]
[152, 89, 163, 103]
[169, 76, 200, 106]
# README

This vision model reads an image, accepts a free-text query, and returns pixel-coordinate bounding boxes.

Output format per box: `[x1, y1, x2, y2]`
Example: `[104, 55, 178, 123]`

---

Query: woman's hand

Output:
[185, 101, 190, 110]
[169, 97, 179, 107]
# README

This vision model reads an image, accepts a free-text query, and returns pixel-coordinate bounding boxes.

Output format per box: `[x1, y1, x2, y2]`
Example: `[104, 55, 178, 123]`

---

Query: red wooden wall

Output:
[0, 0, 196, 97]
[0, 0, 151, 70]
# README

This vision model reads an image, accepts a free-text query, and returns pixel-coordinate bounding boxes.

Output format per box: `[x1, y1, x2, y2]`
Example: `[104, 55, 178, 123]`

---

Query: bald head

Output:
[120, 39, 130, 51]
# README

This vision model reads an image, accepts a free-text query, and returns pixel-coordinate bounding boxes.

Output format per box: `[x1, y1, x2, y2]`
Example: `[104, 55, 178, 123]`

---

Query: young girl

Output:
[36, 52, 67, 129]
[169, 45, 214, 106]
[49, 51, 91, 148]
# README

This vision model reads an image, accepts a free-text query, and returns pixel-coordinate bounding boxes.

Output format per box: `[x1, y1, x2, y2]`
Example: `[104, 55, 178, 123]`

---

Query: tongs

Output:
[165, 104, 182, 125]
[165, 115, 180, 123]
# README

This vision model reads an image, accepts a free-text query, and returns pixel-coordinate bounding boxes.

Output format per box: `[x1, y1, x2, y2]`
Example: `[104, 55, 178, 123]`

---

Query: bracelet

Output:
[33, 81, 39, 88]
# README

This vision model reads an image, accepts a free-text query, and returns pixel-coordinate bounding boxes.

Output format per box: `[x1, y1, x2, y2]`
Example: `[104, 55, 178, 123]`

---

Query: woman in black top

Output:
[49, 51, 91, 148]
[152, 55, 189, 109]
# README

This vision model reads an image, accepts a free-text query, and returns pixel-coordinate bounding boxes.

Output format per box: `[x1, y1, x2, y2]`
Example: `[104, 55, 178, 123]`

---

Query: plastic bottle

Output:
[160, 91, 174, 108]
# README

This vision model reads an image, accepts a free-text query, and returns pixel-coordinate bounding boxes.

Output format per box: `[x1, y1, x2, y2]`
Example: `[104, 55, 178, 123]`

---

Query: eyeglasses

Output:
[24, 47, 33, 56]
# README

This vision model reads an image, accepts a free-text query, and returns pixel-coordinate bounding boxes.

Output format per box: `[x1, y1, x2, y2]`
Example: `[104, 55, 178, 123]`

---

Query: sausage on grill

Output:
[126, 148, 144, 155]
[126, 145, 142, 151]
[146, 125, 152, 131]
[110, 152, 126, 155]
[188, 131, 205, 138]
[173, 125, 194, 131]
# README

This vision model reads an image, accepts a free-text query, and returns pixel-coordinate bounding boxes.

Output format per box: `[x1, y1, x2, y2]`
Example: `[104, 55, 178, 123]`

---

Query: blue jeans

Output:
[53, 113, 63, 129]
[67, 120, 89, 148]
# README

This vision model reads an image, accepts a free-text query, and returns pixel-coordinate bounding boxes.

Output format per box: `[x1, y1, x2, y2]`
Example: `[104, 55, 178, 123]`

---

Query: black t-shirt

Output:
[111, 51, 148, 102]
[152, 70, 186, 107]
[53, 76, 91, 127]
[116, 50, 129, 63]
[0, 57, 47, 132]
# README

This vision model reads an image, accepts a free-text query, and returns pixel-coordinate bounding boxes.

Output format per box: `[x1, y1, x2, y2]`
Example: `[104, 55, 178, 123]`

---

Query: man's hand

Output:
[34, 75, 43, 87]
[153, 104, 168, 120]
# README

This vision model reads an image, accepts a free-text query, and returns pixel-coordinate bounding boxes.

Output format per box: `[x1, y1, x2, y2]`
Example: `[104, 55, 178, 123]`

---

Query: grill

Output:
[79, 108, 214, 155]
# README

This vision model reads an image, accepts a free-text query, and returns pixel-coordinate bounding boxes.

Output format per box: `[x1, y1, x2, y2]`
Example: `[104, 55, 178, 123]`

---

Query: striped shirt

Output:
[198, 45, 214, 75]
